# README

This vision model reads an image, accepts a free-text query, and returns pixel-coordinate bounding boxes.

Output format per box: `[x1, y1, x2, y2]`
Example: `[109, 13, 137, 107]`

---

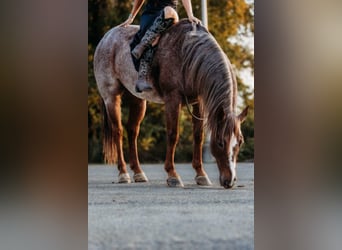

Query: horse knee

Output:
[164, 7, 178, 22]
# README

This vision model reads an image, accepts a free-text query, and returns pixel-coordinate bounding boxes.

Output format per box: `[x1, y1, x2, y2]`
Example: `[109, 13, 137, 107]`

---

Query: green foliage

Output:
[88, 0, 254, 163]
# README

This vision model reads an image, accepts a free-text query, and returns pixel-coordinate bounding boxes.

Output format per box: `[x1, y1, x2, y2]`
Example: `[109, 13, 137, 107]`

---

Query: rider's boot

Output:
[132, 11, 174, 60]
[135, 46, 155, 93]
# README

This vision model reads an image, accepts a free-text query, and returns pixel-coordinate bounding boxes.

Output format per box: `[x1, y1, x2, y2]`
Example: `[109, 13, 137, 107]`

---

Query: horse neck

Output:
[201, 75, 235, 142]
[180, 30, 234, 113]
[197, 53, 235, 121]
[193, 44, 235, 141]
[166, 22, 237, 140]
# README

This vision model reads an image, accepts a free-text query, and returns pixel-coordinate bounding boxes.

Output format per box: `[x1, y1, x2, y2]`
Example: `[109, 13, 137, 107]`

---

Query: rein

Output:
[184, 95, 205, 121]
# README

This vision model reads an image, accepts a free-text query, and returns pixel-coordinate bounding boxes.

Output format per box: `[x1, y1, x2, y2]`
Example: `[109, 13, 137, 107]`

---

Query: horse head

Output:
[210, 106, 249, 189]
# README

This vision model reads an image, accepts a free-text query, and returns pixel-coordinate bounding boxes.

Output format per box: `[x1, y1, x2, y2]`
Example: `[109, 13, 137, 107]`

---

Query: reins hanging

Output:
[184, 95, 205, 121]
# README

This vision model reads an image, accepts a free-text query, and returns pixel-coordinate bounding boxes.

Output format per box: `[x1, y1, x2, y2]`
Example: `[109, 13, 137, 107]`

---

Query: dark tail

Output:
[102, 99, 117, 164]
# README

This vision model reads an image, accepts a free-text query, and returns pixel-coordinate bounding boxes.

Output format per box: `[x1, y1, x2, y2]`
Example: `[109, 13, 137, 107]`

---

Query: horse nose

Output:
[223, 177, 236, 189]
[223, 180, 233, 189]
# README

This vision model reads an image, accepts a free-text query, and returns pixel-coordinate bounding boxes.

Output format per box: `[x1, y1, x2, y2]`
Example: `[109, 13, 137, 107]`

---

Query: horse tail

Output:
[101, 99, 117, 164]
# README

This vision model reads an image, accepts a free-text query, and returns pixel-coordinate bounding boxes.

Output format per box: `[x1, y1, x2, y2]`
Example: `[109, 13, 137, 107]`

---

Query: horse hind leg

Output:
[125, 91, 148, 182]
[191, 103, 212, 186]
[102, 94, 130, 183]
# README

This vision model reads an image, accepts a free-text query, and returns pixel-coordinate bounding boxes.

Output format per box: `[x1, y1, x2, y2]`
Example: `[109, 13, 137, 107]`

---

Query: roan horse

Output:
[94, 20, 248, 189]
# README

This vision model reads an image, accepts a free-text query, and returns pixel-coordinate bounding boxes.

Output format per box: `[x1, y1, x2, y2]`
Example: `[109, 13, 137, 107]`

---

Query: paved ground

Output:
[88, 163, 254, 250]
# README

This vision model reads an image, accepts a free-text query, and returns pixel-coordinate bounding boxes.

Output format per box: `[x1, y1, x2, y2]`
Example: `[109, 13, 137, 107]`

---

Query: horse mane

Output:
[166, 20, 236, 141]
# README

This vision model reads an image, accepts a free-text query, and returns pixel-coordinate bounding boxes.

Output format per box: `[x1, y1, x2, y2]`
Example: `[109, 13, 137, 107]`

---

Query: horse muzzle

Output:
[220, 176, 237, 189]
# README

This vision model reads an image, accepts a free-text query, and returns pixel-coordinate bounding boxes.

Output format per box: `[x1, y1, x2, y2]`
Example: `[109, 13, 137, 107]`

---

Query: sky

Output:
[228, 30, 254, 92]
[239, 34, 254, 92]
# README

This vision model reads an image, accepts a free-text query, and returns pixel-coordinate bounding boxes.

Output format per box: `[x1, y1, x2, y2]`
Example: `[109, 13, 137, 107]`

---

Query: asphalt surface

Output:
[88, 163, 254, 250]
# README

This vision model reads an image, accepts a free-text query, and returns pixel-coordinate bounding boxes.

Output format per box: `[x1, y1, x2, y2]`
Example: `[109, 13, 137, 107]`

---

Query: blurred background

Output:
[88, 0, 255, 163]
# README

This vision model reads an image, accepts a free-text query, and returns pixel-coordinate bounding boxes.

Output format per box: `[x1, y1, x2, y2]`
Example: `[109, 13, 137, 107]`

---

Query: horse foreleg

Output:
[164, 98, 183, 187]
[191, 103, 212, 186]
[126, 91, 148, 182]
[103, 94, 130, 183]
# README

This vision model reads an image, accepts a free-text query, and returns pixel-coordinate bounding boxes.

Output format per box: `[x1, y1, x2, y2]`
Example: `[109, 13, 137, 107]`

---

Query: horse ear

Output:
[238, 106, 249, 123]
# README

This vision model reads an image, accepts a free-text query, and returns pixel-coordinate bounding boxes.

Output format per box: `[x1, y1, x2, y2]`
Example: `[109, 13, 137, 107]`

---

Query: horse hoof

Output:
[195, 175, 212, 186]
[133, 172, 148, 182]
[167, 176, 184, 187]
[118, 173, 131, 183]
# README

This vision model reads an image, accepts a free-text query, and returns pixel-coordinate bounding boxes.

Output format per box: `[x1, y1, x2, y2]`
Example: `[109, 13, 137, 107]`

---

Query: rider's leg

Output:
[132, 6, 179, 60]
[135, 45, 156, 93]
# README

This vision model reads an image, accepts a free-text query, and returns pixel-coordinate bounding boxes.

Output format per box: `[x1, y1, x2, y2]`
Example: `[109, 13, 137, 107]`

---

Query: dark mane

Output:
[164, 20, 236, 141]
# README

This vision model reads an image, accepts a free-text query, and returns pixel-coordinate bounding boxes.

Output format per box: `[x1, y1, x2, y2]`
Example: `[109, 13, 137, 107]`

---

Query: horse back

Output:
[153, 20, 209, 95]
[94, 25, 164, 104]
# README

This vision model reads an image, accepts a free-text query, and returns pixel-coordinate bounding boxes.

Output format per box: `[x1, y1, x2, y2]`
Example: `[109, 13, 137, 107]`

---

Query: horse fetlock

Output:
[166, 176, 184, 187]
[192, 163, 205, 175]
[118, 173, 131, 183]
[133, 172, 149, 182]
